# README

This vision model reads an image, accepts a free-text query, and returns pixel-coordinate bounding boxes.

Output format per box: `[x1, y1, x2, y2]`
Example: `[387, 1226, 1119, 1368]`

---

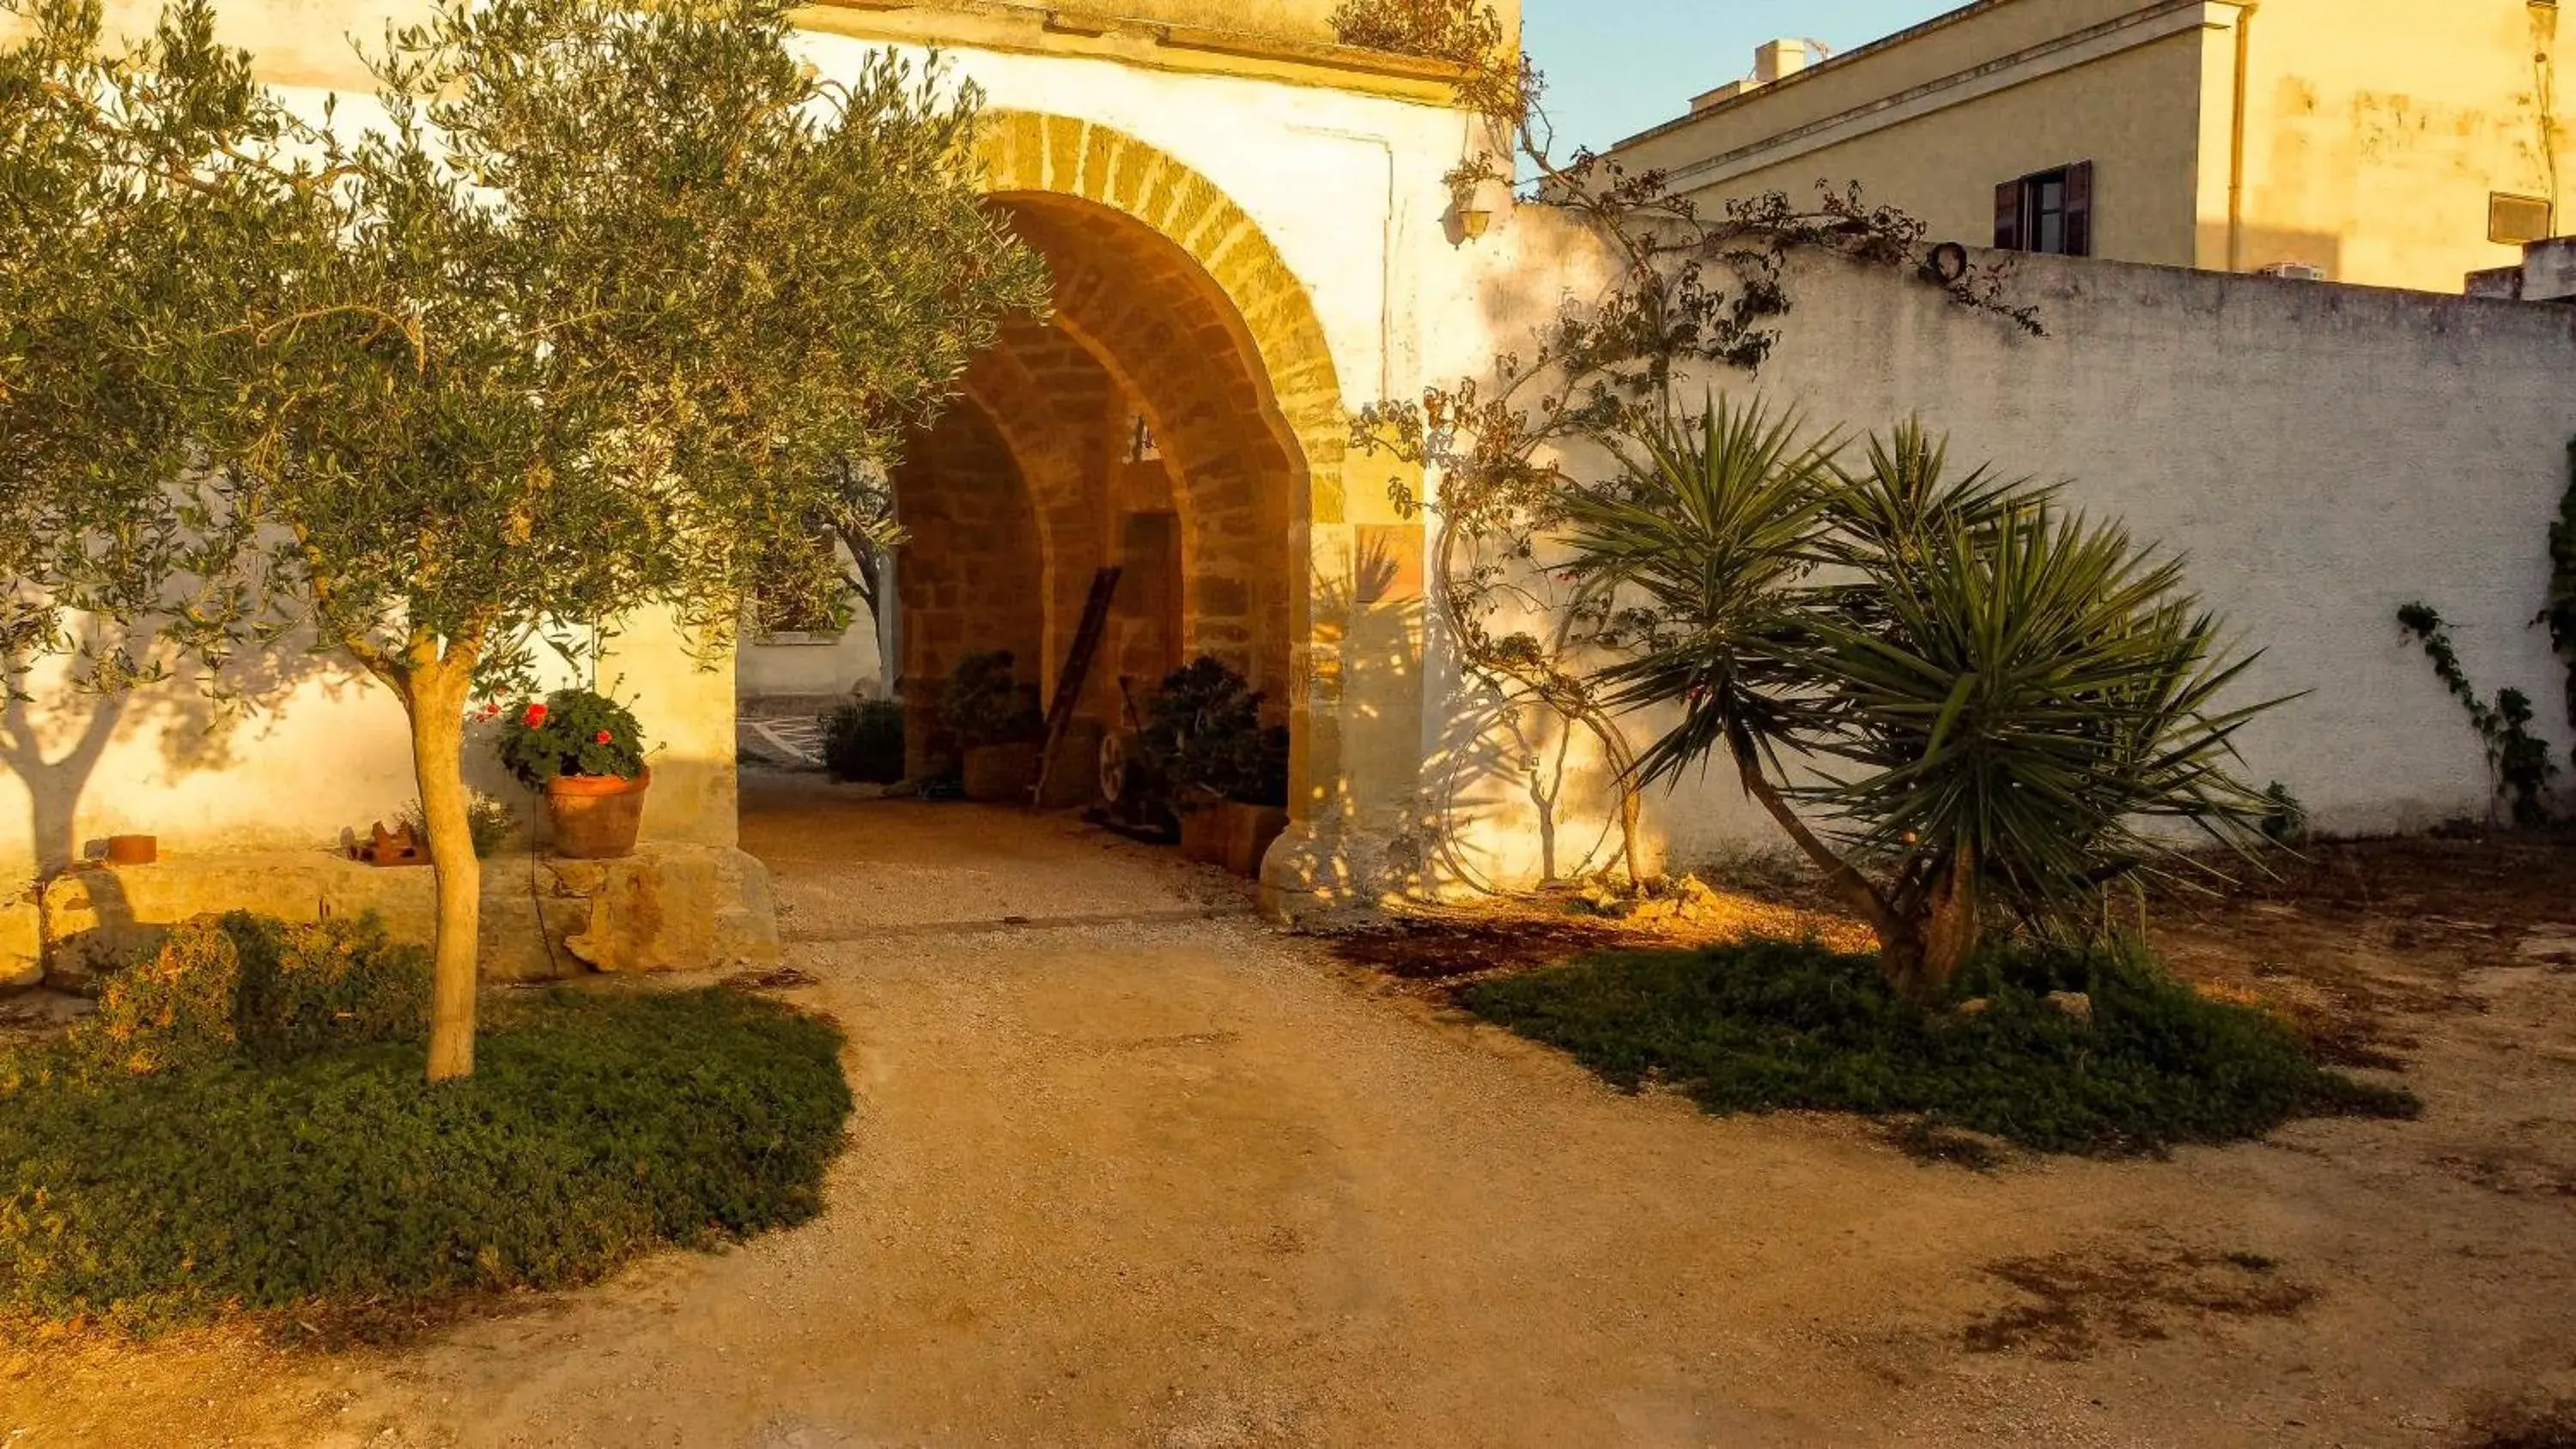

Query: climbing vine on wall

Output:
[2393, 437, 2576, 829]
[2543, 438, 2576, 756]
[1333, 0, 2042, 889]
[2396, 603, 2559, 828]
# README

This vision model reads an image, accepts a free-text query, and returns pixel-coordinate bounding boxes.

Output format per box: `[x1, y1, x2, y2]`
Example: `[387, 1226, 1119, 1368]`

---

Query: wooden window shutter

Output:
[2063, 161, 2095, 257]
[1994, 179, 2024, 251]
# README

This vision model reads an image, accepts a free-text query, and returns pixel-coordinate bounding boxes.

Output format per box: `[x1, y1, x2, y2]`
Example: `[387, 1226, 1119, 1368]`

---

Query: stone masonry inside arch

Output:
[865, 109, 1413, 914]
[892, 193, 1303, 784]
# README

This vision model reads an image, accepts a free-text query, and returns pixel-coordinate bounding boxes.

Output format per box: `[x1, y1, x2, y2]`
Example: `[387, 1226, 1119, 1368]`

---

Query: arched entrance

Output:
[884, 114, 1395, 903]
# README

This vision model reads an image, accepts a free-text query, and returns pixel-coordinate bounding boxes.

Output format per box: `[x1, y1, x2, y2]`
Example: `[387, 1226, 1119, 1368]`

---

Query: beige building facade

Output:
[1602, 0, 2573, 293]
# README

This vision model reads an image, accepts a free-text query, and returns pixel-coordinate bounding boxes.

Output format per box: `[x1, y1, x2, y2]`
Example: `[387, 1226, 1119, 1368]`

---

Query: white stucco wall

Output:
[1429, 214, 2576, 886]
[738, 627, 884, 702]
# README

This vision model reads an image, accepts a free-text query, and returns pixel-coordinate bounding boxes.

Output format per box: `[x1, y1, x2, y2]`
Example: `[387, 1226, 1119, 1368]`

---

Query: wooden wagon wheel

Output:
[1100, 727, 1138, 807]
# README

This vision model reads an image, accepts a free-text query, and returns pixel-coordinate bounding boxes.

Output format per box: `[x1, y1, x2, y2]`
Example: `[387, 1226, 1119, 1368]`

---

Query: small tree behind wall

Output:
[3, 0, 1048, 1080]
[1335, 0, 2038, 891]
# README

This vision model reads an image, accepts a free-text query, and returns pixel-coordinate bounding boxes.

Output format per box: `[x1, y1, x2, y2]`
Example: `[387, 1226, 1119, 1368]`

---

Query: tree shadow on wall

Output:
[3, 621, 356, 974]
[1299, 525, 1589, 901]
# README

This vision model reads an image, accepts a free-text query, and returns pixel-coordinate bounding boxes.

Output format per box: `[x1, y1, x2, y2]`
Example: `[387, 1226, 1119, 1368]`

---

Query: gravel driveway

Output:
[9, 777, 2573, 1447]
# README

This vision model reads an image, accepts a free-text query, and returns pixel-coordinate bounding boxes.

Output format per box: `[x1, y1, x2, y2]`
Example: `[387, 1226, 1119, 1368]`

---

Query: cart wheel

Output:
[1100, 729, 1136, 806]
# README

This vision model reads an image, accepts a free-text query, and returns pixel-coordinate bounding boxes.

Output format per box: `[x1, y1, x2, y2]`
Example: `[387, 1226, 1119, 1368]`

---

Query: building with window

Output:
[1598, 0, 2572, 292]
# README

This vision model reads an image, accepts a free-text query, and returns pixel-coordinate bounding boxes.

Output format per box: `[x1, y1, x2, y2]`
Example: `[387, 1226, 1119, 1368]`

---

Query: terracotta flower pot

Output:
[1221, 803, 1291, 879]
[546, 767, 651, 860]
[1176, 805, 1230, 865]
[105, 834, 158, 866]
[963, 742, 1039, 803]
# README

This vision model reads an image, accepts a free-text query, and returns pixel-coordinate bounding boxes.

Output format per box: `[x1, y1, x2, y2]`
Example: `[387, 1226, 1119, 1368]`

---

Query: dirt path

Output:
[7, 788, 2575, 1447]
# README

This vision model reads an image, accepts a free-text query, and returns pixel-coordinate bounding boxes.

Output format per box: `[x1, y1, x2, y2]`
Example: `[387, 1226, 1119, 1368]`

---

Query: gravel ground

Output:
[5, 782, 2573, 1447]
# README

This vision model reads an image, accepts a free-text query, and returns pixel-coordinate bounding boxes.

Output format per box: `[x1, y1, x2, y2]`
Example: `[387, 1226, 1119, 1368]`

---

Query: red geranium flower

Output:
[594, 730, 612, 744]
[522, 702, 549, 727]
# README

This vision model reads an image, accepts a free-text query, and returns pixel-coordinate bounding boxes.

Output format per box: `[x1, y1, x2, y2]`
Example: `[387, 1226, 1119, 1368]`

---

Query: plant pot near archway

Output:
[1221, 803, 1291, 878]
[1176, 797, 1230, 865]
[940, 652, 1047, 803]
[546, 768, 653, 859]
[497, 689, 653, 861]
[963, 742, 1039, 803]
[1146, 659, 1292, 877]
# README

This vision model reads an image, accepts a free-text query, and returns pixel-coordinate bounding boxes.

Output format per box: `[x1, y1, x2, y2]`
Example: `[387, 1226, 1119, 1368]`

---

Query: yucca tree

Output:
[1795, 508, 2278, 993]
[1559, 396, 1839, 791]
[1563, 400, 2281, 997]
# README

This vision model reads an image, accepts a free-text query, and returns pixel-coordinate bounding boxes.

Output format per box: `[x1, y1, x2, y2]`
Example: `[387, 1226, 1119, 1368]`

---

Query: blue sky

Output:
[1522, 0, 1963, 153]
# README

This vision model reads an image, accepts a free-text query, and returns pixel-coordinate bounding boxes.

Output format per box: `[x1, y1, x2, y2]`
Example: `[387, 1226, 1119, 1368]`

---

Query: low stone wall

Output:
[9, 843, 779, 991]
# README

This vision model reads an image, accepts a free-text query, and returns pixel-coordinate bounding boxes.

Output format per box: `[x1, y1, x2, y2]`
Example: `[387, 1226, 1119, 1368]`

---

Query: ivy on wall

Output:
[2396, 603, 2558, 828]
[2543, 438, 2576, 750]
[2397, 437, 2576, 828]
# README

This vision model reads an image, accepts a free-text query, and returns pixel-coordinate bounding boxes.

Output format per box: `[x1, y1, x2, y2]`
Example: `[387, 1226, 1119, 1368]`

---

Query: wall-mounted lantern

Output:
[1444, 156, 1501, 245]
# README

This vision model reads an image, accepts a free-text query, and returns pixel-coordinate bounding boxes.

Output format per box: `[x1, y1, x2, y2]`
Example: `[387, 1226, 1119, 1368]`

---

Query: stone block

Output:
[33, 843, 774, 989]
[41, 854, 333, 989]
[1, 898, 41, 990]
[559, 844, 781, 975]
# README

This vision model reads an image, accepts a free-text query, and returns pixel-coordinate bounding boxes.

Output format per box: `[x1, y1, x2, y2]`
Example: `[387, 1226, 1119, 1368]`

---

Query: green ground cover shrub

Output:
[0, 932, 851, 1331]
[1461, 938, 2415, 1155]
[15, 913, 432, 1082]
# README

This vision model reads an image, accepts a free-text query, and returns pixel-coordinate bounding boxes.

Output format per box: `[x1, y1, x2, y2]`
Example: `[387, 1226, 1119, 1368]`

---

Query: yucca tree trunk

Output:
[1880, 848, 1982, 1001]
[401, 660, 482, 1083]
[1734, 750, 1983, 999]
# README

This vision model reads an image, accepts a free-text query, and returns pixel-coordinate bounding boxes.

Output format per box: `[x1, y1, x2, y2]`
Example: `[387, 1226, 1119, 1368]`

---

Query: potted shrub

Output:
[939, 652, 1046, 803]
[1219, 728, 1292, 878]
[822, 695, 906, 785]
[1144, 658, 1291, 876]
[495, 689, 651, 859]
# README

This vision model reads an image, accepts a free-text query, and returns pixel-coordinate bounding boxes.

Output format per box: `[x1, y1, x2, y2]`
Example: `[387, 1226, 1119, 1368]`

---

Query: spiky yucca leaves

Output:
[1566, 400, 2281, 996]
[1798, 509, 2278, 993]
[1819, 418, 2044, 567]
[1558, 397, 1839, 790]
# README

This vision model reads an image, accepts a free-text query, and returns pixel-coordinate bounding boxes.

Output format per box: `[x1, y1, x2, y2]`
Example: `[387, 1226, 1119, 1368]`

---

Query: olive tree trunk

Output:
[401, 660, 482, 1083]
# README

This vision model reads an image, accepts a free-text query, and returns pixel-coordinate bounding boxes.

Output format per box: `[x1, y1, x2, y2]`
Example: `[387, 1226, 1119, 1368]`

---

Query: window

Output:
[1994, 162, 2094, 257]
[2490, 192, 2555, 247]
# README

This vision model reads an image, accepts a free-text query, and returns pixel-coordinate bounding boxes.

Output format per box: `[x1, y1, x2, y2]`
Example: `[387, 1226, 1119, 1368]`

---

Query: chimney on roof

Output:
[1692, 39, 1820, 113]
[1754, 39, 1815, 84]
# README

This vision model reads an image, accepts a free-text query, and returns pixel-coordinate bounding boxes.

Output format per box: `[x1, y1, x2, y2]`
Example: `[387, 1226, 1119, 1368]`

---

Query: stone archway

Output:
[872, 112, 1419, 908]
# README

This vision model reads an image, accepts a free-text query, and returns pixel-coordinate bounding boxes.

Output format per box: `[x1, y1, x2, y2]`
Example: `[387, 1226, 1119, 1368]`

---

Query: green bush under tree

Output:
[0, 917, 849, 1331]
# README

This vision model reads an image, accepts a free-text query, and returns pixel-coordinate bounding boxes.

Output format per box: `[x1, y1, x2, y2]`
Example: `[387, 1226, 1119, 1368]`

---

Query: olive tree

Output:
[3, 0, 1046, 1079]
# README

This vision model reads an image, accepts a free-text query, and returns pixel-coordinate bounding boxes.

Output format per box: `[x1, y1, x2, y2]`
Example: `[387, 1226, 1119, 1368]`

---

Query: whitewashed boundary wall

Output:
[1426, 234, 2576, 886]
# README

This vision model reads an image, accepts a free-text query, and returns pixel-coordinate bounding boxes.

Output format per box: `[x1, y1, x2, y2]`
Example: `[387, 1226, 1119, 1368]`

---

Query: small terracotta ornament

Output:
[355, 821, 430, 868]
[104, 834, 158, 866]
